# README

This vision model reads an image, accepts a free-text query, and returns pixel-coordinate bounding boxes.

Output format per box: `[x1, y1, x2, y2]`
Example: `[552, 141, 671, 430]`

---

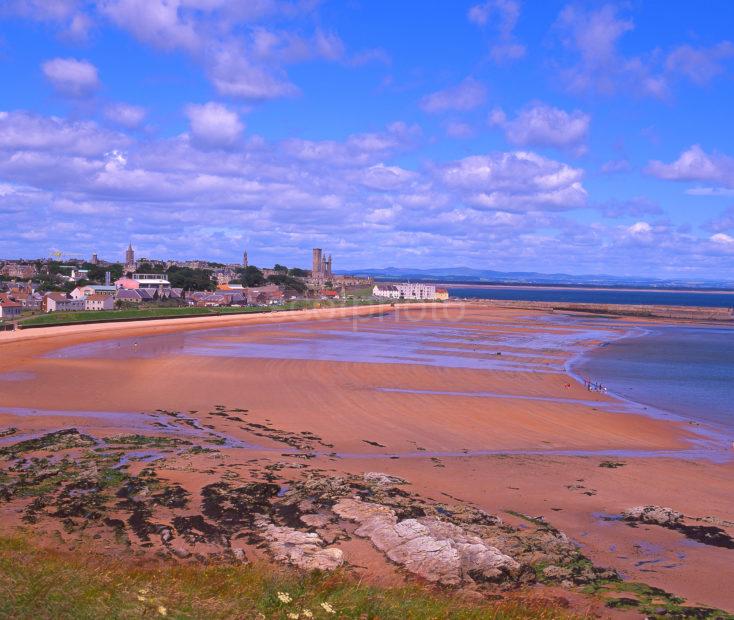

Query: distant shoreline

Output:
[367, 278, 734, 294]
[440, 283, 734, 295]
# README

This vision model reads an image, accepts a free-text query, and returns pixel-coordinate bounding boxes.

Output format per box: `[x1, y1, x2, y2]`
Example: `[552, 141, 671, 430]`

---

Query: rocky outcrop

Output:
[256, 517, 344, 571]
[363, 472, 407, 486]
[333, 497, 521, 586]
[623, 505, 734, 549]
[623, 505, 682, 526]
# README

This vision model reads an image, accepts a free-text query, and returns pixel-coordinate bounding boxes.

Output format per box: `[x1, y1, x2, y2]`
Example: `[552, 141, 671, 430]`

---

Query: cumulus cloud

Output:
[627, 221, 652, 235]
[468, 0, 525, 63]
[42, 58, 100, 97]
[99, 0, 200, 51]
[666, 42, 734, 85]
[0, 106, 731, 277]
[553, 5, 734, 99]
[420, 78, 487, 114]
[437, 151, 587, 211]
[710, 232, 734, 245]
[104, 103, 147, 129]
[489, 102, 589, 153]
[0, 110, 124, 156]
[184, 102, 244, 149]
[645, 145, 734, 188]
[359, 164, 417, 190]
[552, 5, 671, 98]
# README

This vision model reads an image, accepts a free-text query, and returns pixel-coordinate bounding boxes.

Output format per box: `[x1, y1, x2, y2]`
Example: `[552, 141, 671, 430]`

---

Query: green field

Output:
[15, 298, 387, 329]
[17, 306, 266, 327]
[0, 535, 574, 620]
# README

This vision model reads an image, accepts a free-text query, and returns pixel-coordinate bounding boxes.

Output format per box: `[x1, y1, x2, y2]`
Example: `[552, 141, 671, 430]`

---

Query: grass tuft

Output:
[0, 535, 581, 619]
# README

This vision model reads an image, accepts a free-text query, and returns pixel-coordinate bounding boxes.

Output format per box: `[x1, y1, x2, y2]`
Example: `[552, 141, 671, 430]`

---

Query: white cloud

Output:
[437, 151, 587, 211]
[359, 164, 416, 190]
[710, 233, 734, 245]
[489, 102, 589, 153]
[99, 0, 200, 51]
[41, 57, 100, 97]
[468, 0, 526, 63]
[553, 5, 666, 98]
[646, 145, 734, 189]
[628, 221, 652, 235]
[0, 110, 124, 156]
[104, 103, 147, 129]
[208, 45, 299, 100]
[666, 42, 734, 85]
[420, 78, 487, 114]
[184, 102, 244, 148]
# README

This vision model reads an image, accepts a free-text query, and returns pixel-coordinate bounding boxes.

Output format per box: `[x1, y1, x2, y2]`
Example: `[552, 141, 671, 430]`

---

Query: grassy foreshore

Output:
[12, 297, 388, 329]
[0, 535, 573, 620]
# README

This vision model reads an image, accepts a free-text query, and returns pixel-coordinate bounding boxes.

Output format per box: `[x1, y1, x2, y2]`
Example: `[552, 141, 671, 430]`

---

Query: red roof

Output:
[0, 302, 21, 308]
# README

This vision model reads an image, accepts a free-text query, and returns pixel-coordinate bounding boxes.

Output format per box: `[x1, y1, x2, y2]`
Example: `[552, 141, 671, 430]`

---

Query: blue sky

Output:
[1, 0, 734, 278]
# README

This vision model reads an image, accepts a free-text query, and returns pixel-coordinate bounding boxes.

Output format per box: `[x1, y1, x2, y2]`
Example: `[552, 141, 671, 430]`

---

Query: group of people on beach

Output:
[582, 378, 607, 393]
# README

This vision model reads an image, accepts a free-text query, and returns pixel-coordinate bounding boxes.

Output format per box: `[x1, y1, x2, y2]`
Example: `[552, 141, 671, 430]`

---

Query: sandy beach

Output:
[1, 303, 732, 616]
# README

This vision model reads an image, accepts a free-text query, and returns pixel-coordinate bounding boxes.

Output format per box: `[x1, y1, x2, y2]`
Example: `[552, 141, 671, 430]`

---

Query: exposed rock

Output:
[363, 472, 407, 486]
[256, 517, 344, 571]
[170, 545, 191, 559]
[333, 497, 521, 586]
[543, 566, 572, 580]
[231, 547, 247, 562]
[333, 497, 394, 522]
[623, 505, 734, 549]
[623, 506, 682, 526]
[300, 513, 332, 528]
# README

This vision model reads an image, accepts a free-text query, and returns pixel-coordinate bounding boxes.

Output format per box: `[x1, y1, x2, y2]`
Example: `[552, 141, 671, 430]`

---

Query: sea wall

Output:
[479, 300, 734, 321]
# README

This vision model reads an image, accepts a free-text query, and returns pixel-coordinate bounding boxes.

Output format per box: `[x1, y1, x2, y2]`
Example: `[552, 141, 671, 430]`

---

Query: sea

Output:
[446, 285, 734, 308]
[574, 325, 734, 432]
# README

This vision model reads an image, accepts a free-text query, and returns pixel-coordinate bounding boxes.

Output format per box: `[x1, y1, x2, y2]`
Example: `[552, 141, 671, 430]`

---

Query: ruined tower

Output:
[312, 248, 323, 278]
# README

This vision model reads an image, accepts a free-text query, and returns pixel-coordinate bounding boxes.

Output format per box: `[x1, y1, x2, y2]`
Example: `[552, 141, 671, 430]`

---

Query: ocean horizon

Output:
[446, 285, 734, 308]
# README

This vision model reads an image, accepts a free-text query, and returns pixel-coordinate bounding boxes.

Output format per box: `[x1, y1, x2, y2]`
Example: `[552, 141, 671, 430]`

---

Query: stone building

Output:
[311, 248, 333, 283]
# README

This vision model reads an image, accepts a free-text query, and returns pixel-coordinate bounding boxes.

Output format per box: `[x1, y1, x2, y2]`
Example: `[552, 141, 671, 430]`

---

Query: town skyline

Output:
[1, 2, 734, 278]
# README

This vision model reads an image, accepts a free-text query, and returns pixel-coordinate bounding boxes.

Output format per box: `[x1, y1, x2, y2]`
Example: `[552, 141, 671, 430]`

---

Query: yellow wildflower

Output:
[320, 602, 336, 614]
[277, 591, 293, 604]
[302, 610, 313, 618]
[157, 606, 168, 616]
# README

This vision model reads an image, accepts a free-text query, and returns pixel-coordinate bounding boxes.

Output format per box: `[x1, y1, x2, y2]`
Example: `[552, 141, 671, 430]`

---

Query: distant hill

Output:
[337, 267, 734, 290]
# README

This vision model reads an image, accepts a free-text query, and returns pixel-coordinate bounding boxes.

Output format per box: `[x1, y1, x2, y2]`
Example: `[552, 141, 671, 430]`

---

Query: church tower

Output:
[125, 243, 135, 270]
[243, 250, 248, 268]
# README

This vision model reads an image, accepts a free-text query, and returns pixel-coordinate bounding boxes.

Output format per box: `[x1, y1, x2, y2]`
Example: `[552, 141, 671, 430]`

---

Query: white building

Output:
[0, 302, 22, 319]
[372, 284, 400, 299]
[84, 293, 115, 311]
[70, 285, 117, 300]
[44, 293, 85, 313]
[373, 283, 440, 300]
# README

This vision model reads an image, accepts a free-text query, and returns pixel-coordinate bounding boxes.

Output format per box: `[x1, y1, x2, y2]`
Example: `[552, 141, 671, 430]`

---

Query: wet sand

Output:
[1, 303, 732, 613]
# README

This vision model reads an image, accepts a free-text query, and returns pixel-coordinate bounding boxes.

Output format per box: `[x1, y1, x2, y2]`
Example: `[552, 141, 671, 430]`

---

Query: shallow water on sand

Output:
[45, 316, 617, 374]
[576, 326, 734, 432]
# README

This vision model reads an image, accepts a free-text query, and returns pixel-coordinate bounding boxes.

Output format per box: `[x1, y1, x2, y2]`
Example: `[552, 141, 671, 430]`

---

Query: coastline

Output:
[0, 302, 733, 612]
[438, 283, 734, 295]
[571, 322, 734, 445]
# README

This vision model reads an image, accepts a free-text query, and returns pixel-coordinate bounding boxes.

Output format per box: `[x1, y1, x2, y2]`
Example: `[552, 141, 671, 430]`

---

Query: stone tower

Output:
[125, 243, 135, 268]
[312, 248, 323, 278]
[243, 250, 248, 268]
